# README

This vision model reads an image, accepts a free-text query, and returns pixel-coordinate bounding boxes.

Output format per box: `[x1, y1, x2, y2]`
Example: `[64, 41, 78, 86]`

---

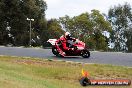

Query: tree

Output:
[40, 19, 65, 47]
[47, 19, 64, 39]
[59, 11, 112, 50]
[108, 3, 132, 52]
[90, 10, 112, 50]
[59, 13, 92, 39]
[0, 0, 47, 46]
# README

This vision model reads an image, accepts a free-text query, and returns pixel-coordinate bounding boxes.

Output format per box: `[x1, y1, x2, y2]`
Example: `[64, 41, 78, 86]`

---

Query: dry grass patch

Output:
[0, 56, 131, 88]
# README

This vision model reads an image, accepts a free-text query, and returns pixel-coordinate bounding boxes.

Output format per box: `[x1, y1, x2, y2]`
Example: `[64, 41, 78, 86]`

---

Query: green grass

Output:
[0, 56, 131, 88]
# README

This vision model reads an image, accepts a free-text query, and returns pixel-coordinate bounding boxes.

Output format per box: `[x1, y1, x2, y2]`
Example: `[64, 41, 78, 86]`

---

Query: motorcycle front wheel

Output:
[81, 50, 90, 58]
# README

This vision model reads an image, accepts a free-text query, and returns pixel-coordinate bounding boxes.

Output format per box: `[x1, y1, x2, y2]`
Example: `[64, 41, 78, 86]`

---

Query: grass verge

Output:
[0, 56, 131, 88]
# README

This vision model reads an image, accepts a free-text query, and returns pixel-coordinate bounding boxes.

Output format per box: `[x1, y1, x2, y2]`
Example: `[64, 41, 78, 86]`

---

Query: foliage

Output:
[0, 0, 131, 52]
[59, 11, 112, 50]
[108, 3, 132, 52]
[42, 18, 65, 47]
[47, 19, 65, 39]
[0, 0, 47, 46]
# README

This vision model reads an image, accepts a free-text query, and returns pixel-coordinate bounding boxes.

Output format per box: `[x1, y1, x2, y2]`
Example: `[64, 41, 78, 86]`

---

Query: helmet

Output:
[64, 32, 71, 39]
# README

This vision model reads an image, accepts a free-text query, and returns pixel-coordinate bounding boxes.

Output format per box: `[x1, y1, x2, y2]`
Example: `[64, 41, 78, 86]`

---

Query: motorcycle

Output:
[47, 38, 90, 58]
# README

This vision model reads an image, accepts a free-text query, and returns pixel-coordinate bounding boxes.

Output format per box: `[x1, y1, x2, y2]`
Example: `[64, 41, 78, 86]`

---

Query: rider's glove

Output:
[72, 48, 74, 50]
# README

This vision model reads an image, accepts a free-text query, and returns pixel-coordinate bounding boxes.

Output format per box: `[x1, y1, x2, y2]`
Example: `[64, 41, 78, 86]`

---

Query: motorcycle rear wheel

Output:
[52, 46, 59, 56]
[52, 46, 64, 57]
[81, 50, 90, 58]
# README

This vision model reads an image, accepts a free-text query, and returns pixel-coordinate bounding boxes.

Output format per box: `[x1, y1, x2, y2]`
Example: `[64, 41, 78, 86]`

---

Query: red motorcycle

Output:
[47, 38, 90, 58]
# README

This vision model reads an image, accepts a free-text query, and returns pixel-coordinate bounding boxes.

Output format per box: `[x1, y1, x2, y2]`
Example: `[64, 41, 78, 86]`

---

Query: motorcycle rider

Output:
[56, 32, 75, 56]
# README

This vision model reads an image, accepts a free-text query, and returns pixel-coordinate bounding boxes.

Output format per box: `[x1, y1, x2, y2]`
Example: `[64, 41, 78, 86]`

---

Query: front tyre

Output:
[81, 50, 90, 58]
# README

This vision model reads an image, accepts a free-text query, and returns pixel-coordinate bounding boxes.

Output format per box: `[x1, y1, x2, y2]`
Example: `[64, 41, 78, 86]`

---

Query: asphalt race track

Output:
[0, 46, 132, 67]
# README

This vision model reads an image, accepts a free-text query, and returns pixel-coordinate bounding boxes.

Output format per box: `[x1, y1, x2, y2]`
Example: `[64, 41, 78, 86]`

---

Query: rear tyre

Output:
[52, 46, 59, 56]
[81, 50, 90, 58]
[52, 46, 64, 57]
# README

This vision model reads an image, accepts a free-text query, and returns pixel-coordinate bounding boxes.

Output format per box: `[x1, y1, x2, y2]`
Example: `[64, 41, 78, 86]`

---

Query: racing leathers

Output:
[67, 37, 76, 48]
[56, 35, 75, 56]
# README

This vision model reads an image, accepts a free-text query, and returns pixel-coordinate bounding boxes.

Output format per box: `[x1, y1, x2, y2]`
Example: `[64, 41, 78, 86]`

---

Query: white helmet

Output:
[64, 32, 71, 39]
